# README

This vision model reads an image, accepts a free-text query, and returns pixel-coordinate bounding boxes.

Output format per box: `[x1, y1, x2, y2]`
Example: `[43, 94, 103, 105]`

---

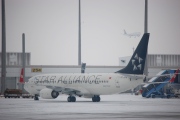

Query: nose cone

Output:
[24, 82, 29, 93]
[23, 77, 42, 95]
[24, 77, 33, 94]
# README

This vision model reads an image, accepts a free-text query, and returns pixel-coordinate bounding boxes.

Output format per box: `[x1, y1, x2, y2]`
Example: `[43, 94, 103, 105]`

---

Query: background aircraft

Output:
[123, 29, 141, 38]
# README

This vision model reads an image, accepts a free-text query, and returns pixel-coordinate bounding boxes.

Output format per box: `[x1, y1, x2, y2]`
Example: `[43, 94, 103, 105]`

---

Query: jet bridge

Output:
[142, 70, 175, 98]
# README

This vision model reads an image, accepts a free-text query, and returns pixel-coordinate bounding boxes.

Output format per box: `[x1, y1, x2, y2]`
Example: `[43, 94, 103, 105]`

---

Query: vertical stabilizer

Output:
[169, 69, 179, 83]
[116, 33, 150, 74]
[19, 68, 24, 83]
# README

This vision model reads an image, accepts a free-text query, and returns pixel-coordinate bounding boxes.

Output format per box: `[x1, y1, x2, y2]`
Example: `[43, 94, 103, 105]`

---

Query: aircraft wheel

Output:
[72, 96, 76, 102]
[34, 94, 39, 101]
[92, 96, 100, 102]
[67, 96, 71, 102]
[151, 95, 155, 98]
[67, 96, 76, 102]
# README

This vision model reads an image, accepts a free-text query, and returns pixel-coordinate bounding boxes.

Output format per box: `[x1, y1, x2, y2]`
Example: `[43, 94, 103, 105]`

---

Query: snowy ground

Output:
[0, 94, 180, 120]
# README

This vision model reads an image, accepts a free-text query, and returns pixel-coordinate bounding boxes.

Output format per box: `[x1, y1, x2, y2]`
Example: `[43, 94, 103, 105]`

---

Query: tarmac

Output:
[0, 94, 180, 120]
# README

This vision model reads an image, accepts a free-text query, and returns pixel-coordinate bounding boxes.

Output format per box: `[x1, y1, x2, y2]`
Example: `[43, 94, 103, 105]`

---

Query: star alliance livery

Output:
[24, 33, 150, 102]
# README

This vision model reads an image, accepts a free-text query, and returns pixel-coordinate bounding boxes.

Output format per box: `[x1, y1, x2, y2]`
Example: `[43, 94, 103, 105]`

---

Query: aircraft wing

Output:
[146, 73, 180, 79]
[143, 69, 179, 85]
[45, 85, 91, 96]
[142, 81, 170, 85]
[122, 74, 145, 80]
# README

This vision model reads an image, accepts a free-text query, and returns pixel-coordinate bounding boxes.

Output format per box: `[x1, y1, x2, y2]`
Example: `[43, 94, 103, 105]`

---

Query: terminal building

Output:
[0, 52, 180, 92]
[119, 54, 180, 76]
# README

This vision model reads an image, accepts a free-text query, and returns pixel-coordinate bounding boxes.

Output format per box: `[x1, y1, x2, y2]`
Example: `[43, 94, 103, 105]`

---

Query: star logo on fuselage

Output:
[131, 53, 143, 71]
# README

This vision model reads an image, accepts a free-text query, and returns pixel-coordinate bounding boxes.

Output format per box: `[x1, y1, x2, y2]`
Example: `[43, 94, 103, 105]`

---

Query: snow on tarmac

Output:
[0, 94, 180, 120]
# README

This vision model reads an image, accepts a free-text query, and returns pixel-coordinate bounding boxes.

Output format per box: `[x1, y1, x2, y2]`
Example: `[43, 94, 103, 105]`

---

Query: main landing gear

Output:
[92, 95, 100, 102]
[34, 94, 39, 101]
[67, 96, 76, 102]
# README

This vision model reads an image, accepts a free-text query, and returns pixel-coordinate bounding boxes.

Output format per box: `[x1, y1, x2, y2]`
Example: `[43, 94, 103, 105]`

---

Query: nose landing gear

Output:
[34, 94, 39, 101]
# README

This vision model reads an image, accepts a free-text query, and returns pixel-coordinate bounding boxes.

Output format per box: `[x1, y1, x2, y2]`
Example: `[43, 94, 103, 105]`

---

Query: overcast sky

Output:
[1, 0, 180, 66]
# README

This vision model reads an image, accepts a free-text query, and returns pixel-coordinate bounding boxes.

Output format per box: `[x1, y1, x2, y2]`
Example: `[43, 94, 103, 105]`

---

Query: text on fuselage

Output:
[33, 75, 109, 84]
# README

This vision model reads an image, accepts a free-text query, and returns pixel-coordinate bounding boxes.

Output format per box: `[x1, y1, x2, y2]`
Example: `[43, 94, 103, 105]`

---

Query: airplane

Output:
[123, 29, 141, 38]
[24, 33, 150, 102]
[145, 69, 180, 84]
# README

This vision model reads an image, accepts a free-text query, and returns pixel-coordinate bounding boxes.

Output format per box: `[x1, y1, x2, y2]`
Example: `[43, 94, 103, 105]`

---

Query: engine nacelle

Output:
[40, 88, 59, 99]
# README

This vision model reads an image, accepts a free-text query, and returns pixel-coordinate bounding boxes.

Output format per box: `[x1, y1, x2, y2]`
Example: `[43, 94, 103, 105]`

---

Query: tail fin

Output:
[169, 69, 179, 83]
[19, 68, 25, 84]
[124, 29, 127, 34]
[116, 33, 150, 74]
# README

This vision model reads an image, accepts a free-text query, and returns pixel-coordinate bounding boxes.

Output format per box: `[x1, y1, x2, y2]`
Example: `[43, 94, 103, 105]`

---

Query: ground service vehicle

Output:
[4, 89, 22, 98]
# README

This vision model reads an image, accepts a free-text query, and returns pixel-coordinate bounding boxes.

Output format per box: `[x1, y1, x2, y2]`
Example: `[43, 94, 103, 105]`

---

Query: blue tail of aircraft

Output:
[116, 33, 150, 74]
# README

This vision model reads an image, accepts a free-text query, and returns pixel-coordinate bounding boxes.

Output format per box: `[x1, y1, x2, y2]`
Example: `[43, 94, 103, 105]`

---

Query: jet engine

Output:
[40, 88, 59, 99]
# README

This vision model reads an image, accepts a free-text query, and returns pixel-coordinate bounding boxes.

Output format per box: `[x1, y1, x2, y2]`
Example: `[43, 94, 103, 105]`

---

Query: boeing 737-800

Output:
[24, 33, 150, 102]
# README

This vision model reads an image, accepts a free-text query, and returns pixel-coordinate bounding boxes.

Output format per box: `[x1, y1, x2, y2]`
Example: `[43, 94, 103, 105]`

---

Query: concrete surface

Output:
[0, 94, 180, 120]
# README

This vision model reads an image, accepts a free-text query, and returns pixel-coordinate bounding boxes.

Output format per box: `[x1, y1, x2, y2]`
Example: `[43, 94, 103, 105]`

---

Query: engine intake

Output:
[40, 88, 59, 99]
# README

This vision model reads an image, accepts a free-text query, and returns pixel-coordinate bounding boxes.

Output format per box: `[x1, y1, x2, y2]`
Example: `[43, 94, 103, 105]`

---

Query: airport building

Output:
[0, 52, 180, 92]
[119, 54, 180, 76]
[120, 54, 180, 68]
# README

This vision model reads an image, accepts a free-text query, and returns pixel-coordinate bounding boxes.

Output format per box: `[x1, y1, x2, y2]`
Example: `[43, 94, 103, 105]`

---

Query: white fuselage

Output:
[123, 30, 141, 37]
[24, 73, 144, 98]
[124, 32, 141, 37]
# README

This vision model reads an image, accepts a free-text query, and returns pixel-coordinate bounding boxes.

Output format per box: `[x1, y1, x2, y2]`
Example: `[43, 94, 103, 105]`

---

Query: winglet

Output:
[169, 69, 179, 83]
